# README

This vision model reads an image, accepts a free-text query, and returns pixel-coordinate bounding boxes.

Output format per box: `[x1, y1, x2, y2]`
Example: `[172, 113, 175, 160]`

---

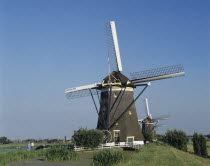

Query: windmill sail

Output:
[145, 98, 152, 118]
[151, 116, 169, 122]
[65, 83, 101, 99]
[106, 21, 123, 72]
[130, 64, 184, 84]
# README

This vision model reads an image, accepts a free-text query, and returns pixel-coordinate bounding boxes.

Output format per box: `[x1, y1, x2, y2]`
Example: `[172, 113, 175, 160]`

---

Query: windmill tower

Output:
[140, 98, 169, 142]
[65, 21, 184, 145]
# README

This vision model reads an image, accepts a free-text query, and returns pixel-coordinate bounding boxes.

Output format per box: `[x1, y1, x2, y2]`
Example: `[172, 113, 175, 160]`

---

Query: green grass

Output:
[44, 146, 78, 161]
[116, 142, 210, 166]
[0, 144, 77, 166]
[0, 150, 44, 166]
[93, 149, 124, 166]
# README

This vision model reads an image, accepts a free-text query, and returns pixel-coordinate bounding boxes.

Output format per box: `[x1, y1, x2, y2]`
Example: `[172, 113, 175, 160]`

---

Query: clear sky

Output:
[0, 0, 209, 139]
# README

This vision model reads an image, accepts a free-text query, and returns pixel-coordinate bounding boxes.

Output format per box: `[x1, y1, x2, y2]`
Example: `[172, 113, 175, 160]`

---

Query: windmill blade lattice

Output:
[66, 89, 101, 99]
[130, 64, 184, 83]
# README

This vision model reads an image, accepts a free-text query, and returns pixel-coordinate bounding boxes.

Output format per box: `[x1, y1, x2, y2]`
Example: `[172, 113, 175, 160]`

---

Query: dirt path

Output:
[9, 158, 92, 166]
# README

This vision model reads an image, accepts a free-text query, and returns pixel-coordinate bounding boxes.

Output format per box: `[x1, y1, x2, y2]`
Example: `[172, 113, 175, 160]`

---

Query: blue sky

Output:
[0, 0, 209, 139]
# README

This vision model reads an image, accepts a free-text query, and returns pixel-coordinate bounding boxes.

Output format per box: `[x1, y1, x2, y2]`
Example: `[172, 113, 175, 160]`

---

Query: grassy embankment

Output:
[116, 142, 210, 166]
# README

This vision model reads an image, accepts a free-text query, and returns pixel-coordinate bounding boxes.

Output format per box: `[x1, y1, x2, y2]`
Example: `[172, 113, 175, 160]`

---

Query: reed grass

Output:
[93, 149, 124, 166]
[44, 145, 78, 161]
[0, 150, 44, 166]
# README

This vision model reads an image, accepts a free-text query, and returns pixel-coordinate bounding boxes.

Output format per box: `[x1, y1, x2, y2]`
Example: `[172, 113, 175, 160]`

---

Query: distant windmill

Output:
[139, 98, 169, 141]
[65, 21, 184, 145]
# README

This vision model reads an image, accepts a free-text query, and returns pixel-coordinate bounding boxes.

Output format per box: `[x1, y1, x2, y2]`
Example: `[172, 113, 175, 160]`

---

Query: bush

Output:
[199, 135, 208, 157]
[47, 139, 61, 143]
[163, 129, 188, 151]
[72, 128, 104, 148]
[0, 137, 12, 144]
[44, 146, 78, 161]
[143, 131, 153, 143]
[93, 150, 124, 166]
[156, 134, 164, 141]
[192, 133, 201, 156]
[193, 133, 208, 157]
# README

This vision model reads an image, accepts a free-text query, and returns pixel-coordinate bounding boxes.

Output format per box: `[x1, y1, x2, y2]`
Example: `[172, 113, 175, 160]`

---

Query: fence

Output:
[74, 142, 143, 151]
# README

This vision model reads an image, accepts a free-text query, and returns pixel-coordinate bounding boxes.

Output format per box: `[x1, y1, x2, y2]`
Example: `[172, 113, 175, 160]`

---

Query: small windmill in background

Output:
[139, 98, 169, 142]
[65, 21, 184, 146]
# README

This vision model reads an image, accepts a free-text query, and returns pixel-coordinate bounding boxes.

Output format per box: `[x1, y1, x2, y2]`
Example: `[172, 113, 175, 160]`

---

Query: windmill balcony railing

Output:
[73, 142, 143, 151]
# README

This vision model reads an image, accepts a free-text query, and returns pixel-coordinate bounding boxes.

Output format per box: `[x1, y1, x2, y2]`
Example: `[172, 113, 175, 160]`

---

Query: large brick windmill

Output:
[65, 21, 184, 145]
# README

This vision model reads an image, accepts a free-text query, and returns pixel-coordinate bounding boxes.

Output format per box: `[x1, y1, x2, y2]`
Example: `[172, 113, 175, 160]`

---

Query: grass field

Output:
[0, 142, 59, 149]
[117, 142, 210, 166]
[1, 142, 210, 166]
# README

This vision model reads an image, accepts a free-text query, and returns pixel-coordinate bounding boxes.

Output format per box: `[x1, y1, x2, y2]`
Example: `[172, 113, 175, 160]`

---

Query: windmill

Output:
[65, 21, 184, 145]
[139, 98, 169, 142]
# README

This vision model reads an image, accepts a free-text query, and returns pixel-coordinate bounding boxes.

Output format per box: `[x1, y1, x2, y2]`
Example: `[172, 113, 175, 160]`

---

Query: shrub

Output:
[93, 150, 124, 166]
[156, 134, 164, 141]
[0, 137, 12, 144]
[44, 146, 78, 161]
[199, 135, 208, 157]
[192, 133, 208, 157]
[163, 129, 188, 151]
[47, 139, 61, 143]
[72, 128, 104, 148]
[192, 132, 201, 156]
[143, 131, 153, 142]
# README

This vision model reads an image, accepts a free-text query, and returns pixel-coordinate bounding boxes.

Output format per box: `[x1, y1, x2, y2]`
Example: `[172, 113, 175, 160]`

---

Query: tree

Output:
[143, 131, 153, 143]
[163, 129, 189, 151]
[199, 134, 208, 157]
[156, 134, 164, 141]
[192, 133, 201, 156]
[192, 133, 208, 157]
[72, 128, 104, 149]
[0, 136, 12, 144]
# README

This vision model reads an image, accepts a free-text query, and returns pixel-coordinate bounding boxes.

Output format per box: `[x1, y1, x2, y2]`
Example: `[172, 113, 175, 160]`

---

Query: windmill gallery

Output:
[65, 21, 185, 146]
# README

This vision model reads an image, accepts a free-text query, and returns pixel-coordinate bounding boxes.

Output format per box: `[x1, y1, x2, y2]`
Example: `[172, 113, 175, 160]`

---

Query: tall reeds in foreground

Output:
[0, 150, 44, 166]
[93, 149, 124, 166]
[44, 146, 78, 161]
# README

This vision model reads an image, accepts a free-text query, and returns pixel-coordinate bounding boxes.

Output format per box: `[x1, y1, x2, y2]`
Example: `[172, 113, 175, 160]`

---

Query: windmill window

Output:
[127, 136, 134, 144]
[113, 130, 120, 143]
[129, 111, 132, 115]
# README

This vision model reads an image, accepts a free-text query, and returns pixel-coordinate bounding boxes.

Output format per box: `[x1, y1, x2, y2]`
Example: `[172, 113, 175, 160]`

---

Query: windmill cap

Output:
[103, 71, 131, 86]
